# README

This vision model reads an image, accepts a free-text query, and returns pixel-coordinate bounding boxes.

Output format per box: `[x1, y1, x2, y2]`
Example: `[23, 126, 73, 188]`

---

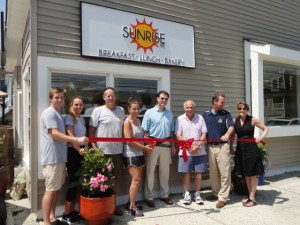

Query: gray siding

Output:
[22, 14, 31, 73]
[265, 136, 300, 170]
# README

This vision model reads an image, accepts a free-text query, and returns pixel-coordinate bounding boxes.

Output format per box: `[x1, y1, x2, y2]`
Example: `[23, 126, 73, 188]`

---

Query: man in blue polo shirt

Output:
[142, 90, 176, 208]
[203, 93, 234, 209]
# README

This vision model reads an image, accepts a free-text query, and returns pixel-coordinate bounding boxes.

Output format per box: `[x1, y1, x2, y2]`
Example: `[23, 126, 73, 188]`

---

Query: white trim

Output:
[37, 56, 170, 179]
[16, 90, 23, 149]
[22, 65, 30, 167]
[244, 41, 300, 138]
[4, 74, 14, 109]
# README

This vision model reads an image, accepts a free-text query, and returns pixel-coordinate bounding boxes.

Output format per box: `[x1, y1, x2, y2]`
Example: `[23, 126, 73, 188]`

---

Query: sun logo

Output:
[130, 18, 159, 53]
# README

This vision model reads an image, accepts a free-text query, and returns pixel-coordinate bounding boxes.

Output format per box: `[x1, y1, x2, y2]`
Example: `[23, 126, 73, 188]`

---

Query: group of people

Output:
[40, 88, 268, 225]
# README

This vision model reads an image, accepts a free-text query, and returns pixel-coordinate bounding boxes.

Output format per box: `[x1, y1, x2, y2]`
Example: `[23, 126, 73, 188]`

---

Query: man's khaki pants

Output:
[144, 146, 171, 200]
[208, 143, 231, 202]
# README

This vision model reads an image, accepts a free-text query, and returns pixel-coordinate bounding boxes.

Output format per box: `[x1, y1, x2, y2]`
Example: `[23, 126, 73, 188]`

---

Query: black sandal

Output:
[241, 196, 249, 204]
[243, 199, 257, 207]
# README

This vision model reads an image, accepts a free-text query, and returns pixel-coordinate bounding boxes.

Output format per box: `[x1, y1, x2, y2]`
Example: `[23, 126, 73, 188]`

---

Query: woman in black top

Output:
[231, 101, 268, 207]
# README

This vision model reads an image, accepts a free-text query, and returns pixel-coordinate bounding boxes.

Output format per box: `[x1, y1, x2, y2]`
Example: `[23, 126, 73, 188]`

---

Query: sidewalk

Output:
[6, 171, 300, 225]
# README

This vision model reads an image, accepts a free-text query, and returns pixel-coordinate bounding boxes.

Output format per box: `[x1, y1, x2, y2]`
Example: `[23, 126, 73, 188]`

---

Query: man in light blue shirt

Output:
[142, 90, 176, 208]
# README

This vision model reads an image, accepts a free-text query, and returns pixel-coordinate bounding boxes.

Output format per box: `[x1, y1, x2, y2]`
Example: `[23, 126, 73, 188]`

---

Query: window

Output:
[51, 73, 106, 115]
[114, 77, 157, 114]
[245, 41, 300, 137]
[264, 62, 300, 120]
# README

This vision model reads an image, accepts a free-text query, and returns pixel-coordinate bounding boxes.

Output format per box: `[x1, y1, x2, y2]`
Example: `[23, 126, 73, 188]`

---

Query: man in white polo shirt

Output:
[175, 100, 207, 205]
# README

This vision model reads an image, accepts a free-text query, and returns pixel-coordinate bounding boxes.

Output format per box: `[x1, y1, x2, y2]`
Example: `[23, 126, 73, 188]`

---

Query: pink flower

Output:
[100, 184, 108, 192]
[96, 173, 106, 183]
[106, 163, 112, 172]
[90, 177, 99, 189]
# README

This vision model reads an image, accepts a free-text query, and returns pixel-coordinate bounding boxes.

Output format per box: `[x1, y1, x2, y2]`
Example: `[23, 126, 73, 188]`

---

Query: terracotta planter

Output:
[0, 166, 10, 198]
[80, 193, 115, 225]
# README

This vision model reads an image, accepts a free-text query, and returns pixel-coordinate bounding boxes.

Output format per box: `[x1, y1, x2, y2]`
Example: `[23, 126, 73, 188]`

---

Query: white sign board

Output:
[81, 2, 195, 68]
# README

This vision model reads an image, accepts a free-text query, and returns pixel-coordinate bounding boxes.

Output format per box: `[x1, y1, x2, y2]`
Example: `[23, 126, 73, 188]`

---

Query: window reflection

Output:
[51, 74, 158, 122]
[51, 73, 106, 114]
[114, 77, 157, 118]
[263, 62, 300, 126]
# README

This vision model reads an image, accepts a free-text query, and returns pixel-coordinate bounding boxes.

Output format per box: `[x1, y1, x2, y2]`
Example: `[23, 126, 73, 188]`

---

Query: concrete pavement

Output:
[6, 171, 300, 225]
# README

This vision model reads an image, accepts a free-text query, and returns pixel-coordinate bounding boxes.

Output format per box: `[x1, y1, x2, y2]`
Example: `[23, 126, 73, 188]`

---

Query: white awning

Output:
[5, 0, 29, 72]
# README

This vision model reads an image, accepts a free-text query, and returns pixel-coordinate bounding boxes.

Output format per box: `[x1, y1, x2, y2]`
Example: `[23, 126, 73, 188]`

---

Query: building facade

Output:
[5, 0, 300, 215]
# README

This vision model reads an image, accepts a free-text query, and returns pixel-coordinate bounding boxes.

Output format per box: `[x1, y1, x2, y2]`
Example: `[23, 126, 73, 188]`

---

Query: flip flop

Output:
[243, 199, 257, 207]
[241, 196, 249, 204]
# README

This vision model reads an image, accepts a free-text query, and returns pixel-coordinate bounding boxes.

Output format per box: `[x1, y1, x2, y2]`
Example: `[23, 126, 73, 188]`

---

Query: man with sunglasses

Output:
[203, 92, 234, 209]
[142, 90, 176, 208]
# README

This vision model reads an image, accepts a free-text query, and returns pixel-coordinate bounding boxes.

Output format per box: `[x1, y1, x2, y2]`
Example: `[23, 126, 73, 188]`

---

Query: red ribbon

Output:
[88, 137, 266, 163]
[177, 138, 194, 162]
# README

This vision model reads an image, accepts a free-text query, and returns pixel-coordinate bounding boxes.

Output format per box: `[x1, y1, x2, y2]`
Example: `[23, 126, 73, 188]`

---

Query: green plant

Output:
[258, 142, 270, 169]
[80, 148, 115, 198]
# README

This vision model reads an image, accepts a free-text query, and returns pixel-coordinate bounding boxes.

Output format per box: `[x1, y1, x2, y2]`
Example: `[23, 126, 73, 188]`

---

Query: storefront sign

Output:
[81, 2, 195, 68]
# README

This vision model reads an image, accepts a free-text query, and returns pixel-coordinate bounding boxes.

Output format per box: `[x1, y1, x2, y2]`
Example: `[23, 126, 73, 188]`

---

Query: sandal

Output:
[243, 199, 257, 207]
[241, 196, 249, 204]
[127, 207, 144, 217]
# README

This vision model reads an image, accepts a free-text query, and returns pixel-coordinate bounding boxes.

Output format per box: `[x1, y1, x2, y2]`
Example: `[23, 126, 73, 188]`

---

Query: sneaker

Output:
[52, 220, 69, 225]
[125, 202, 143, 210]
[62, 211, 81, 223]
[128, 207, 144, 217]
[70, 211, 84, 221]
[194, 192, 204, 205]
[183, 192, 191, 205]
[114, 206, 124, 216]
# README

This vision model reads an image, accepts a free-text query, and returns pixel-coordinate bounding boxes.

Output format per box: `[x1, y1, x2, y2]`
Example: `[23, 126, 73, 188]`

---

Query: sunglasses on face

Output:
[160, 97, 168, 101]
[237, 107, 247, 111]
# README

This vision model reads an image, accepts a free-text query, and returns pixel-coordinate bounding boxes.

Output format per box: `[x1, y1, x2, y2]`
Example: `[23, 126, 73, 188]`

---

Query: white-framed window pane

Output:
[51, 73, 106, 114]
[114, 77, 157, 115]
[264, 62, 300, 126]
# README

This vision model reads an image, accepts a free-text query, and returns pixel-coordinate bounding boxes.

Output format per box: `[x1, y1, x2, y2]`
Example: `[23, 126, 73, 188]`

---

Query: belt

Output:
[149, 136, 171, 147]
[158, 143, 171, 148]
[208, 142, 228, 145]
[239, 136, 254, 139]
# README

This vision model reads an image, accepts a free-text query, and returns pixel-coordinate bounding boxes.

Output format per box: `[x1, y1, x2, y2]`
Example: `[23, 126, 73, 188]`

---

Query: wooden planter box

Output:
[0, 126, 14, 187]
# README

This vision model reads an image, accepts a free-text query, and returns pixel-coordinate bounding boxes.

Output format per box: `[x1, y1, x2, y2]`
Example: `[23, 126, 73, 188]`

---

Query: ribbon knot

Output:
[178, 138, 194, 162]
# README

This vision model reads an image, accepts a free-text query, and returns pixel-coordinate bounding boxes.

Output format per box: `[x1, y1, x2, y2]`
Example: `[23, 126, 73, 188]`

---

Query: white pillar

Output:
[5, 73, 14, 110]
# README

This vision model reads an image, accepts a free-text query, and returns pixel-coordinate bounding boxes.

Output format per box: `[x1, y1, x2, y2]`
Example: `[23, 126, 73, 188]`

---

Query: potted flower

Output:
[257, 141, 271, 169]
[79, 148, 116, 225]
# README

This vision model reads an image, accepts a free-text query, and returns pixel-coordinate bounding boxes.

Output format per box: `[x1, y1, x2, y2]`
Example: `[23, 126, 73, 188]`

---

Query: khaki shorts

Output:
[43, 163, 66, 191]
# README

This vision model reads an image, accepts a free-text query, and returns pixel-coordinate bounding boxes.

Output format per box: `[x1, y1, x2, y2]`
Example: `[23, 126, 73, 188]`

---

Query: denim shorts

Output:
[178, 155, 208, 173]
[123, 156, 145, 168]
